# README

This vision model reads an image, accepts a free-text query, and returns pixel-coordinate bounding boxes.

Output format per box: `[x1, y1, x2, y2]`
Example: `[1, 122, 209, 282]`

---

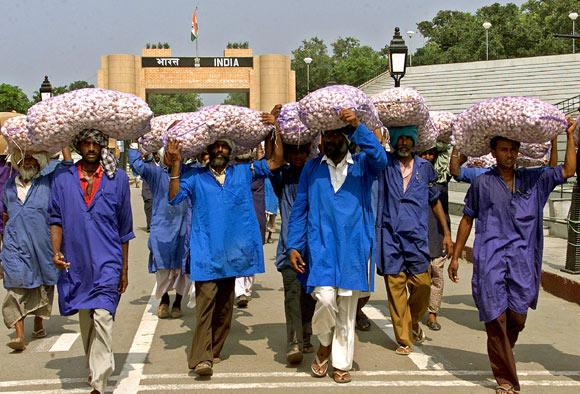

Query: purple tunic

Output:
[49, 166, 135, 317]
[463, 166, 564, 322]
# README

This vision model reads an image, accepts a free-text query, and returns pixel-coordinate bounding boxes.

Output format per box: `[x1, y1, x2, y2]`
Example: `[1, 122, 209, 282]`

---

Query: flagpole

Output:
[194, 5, 198, 57]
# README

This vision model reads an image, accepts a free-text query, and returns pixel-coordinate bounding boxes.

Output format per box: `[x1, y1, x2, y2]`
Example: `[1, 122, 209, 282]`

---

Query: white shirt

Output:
[321, 151, 354, 193]
[15, 176, 32, 203]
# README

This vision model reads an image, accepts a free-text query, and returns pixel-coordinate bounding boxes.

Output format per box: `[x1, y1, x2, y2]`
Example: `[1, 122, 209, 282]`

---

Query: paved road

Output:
[0, 189, 579, 393]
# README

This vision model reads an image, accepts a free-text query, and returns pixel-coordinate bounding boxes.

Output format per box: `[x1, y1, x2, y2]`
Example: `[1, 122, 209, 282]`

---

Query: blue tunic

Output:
[49, 166, 135, 317]
[287, 124, 387, 292]
[463, 166, 564, 322]
[128, 149, 190, 273]
[0, 158, 13, 235]
[375, 154, 440, 276]
[264, 177, 278, 215]
[170, 160, 271, 281]
[1, 173, 59, 289]
[271, 165, 302, 271]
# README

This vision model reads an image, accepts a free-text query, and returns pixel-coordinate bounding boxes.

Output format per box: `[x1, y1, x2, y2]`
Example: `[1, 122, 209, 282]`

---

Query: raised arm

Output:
[166, 140, 183, 201]
[261, 105, 284, 171]
[449, 146, 467, 178]
[62, 147, 72, 162]
[339, 109, 387, 173]
[562, 118, 577, 179]
[128, 145, 147, 176]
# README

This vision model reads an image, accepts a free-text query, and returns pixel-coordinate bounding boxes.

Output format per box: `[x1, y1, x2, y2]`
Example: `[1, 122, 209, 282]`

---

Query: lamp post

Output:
[388, 27, 408, 87]
[303, 57, 313, 93]
[39, 75, 53, 101]
[570, 12, 579, 54]
[406, 30, 415, 67]
[483, 21, 492, 61]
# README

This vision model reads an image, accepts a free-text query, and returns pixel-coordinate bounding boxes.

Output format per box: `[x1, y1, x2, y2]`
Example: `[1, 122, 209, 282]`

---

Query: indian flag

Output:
[191, 9, 198, 41]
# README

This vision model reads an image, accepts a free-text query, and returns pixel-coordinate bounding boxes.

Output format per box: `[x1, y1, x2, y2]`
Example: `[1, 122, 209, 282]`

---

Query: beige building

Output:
[97, 47, 295, 112]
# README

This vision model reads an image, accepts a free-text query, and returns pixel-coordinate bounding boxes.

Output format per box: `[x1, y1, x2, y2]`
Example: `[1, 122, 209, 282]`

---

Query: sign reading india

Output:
[142, 57, 254, 68]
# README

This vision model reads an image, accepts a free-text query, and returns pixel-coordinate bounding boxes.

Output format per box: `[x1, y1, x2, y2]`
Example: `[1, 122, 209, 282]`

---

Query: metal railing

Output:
[555, 94, 580, 115]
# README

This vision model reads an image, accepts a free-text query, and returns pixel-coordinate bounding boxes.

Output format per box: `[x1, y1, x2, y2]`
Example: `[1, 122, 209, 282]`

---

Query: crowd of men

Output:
[0, 105, 577, 394]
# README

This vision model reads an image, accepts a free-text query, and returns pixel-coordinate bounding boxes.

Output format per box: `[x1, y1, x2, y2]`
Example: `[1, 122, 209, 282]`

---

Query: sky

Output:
[1, 0, 527, 104]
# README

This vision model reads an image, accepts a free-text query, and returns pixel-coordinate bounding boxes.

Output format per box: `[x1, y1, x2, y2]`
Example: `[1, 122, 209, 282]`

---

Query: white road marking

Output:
[113, 286, 159, 394]
[48, 333, 80, 352]
[139, 370, 580, 380]
[363, 304, 445, 370]
[136, 380, 580, 391]
[1, 371, 578, 390]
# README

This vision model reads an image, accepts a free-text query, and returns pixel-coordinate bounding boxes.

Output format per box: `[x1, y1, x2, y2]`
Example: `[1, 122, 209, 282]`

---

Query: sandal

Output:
[32, 328, 47, 339]
[355, 312, 371, 331]
[332, 369, 352, 384]
[413, 327, 426, 344]
[395, 345, 412, 355]
[426, 320, 441, 331]
[7, 337, 26, 351]
[310, 353, 330, 377]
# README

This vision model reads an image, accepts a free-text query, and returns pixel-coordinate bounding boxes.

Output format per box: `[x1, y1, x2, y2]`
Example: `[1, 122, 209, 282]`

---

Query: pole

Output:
[306, 63, 310, 93]
[486, 30, 489, 61]
[409, 38, 412, 67]
[574, 20, 576, 54]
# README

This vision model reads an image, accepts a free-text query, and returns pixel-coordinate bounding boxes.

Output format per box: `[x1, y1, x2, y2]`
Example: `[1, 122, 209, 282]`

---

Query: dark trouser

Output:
[142, 181, 152, 229]
[188, 278, 235, 368]
[280, 268, 316, 349]
[484, 309, 527, 391]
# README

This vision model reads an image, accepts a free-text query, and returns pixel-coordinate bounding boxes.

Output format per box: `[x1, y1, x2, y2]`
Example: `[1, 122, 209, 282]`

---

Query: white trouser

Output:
[311, 286, 359, 371]
[154, 269, 191, 299]
[79, 309, 114, 394]
[235, 276, 254, 298]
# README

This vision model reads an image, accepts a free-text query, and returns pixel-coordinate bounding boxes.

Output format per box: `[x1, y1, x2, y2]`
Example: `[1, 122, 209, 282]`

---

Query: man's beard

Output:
[210, 155, 229, 168]
[18, 166, 40, 181]
[396, 147, 413, 157]
[325, 141, 348, 159]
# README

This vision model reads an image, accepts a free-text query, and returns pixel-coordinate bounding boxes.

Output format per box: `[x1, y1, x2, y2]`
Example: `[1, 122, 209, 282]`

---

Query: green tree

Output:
[147, 92, 203, 116]
[332, 46, 388, 87]
[331, 37, 361, 60]
[291, 37, 333, 99]
[222, 92, 249, 107]
[0, 84, 31, 113]
[66, 80, 95, 91]
[413, 0, 578, 65]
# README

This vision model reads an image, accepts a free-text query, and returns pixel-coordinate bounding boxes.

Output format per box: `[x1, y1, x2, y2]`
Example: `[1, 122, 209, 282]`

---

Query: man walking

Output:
[167, 109, 284, 377]
[50, 129, 134, 394]
[288, 109, 387, 383]
[129, 145, 191, 319]
[375, 126, 453, 355]
[449, 119, 577, 394]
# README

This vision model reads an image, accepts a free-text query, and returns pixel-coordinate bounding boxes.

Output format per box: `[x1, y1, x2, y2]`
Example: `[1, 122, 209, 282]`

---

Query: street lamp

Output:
[570, 12, 578, 54]
[406, 30, 415, 67]
[303, 57, 313, 93]
[483, 21, 492, 61]
[388, 27, 408, 87]
[39, 75, 53, 101]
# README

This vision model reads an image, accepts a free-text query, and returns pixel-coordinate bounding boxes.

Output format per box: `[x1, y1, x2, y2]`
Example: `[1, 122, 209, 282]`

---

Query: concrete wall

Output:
[359, 54, 580, 113]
